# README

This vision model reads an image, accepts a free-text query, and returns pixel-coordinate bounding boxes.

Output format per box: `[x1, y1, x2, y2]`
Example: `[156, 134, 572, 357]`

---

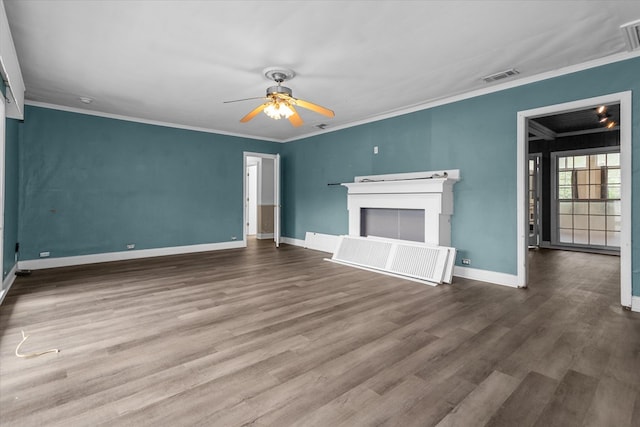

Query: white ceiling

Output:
[4, 1, 640, 142]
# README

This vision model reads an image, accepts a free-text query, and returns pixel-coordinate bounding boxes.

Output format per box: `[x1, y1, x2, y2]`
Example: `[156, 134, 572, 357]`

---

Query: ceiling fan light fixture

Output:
[264, 101, 294, 120]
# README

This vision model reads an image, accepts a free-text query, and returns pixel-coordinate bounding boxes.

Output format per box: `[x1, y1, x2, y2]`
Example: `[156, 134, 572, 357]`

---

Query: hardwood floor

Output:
[0, 240, 638, 426]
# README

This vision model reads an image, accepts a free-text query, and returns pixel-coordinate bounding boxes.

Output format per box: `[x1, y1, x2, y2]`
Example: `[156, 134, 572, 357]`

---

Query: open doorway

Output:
[517, 92, 632, 307]
[243, 152, 281, 247]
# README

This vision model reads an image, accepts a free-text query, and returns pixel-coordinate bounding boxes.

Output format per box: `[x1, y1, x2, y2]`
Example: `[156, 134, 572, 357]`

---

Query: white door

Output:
[247, 164, 257, 235]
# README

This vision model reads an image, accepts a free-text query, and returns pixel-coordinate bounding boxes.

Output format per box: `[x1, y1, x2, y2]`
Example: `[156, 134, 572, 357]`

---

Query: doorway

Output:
[243, 152, 281, 247]
[517, 92, 631, 307]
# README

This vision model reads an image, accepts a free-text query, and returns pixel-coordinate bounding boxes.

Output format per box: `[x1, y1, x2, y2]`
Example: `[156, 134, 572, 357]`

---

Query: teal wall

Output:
[281, 57, 640, 295]
[18, 106, 279, 260]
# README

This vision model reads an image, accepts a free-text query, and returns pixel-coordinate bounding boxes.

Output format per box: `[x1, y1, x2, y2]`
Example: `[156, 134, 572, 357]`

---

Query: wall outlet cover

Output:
[39, 251, 50, 258]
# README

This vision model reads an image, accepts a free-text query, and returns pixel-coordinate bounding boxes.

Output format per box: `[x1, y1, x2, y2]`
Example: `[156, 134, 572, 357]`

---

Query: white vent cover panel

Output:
[334, 237, 392, 269]
[331, 236, 455, 286]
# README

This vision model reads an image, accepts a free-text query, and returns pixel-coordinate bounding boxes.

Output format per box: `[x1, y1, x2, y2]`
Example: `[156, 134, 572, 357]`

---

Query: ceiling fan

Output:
[224, 68, 335, 127]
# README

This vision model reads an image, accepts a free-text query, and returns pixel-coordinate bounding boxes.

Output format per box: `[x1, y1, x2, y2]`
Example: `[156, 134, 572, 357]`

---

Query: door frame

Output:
[243, 151, 281, 247]
[0, 90, 5, 286]
[516, 91, 632, 307]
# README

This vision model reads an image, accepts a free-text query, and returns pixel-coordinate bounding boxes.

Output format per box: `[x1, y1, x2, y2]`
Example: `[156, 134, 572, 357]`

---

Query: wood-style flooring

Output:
[0, 239, 638, 426]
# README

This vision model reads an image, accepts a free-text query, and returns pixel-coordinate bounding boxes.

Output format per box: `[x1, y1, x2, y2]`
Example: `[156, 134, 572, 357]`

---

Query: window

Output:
[555, 151, 620, 249]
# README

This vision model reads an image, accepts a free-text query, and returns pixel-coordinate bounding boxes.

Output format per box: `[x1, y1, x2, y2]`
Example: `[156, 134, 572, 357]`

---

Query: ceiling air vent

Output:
[621, 19, 640, 51]
[482, 68, 520, 83]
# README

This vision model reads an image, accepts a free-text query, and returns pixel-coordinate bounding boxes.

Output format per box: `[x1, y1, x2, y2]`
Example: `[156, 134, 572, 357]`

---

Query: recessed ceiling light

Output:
[79, 96, 93, 104]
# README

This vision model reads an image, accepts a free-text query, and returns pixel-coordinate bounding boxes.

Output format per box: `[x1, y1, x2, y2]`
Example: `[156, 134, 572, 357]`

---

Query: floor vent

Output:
[482, 68, 520, 83]
[330, 236, 455, 286]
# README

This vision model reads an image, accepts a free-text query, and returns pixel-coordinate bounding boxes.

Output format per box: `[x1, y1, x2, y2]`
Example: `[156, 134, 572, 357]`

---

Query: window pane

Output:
[576, 185, 589, 199]
[607, 168, 621, 184]
[589, 185, 601, 199]
[590, 215, 605, 231]
[559, 229, 573, 243]
[590, 201, 605, 215]
[566, 157, 573, 169]
[574, 156, 587, 168]
[559, 214, 572, 228]
[576, 170, 589, 185]
[590, 231, 606, 246]
[559, 202, 572, 214]
[607, 152, 620, 167]
[574, 215, 589, 229]
[574, 229, 589, 244]
[574, 202, 588, 214]
[558, 157, 566, 169]
[607, 216, 621, 231]
[607, 231, 621, 247]
[595, 154, 607, 167]
[606, 200, 621, 215]
[558, 186, 572, 199]
[558, 171, 572, 185]
[607, 185, 621, 199]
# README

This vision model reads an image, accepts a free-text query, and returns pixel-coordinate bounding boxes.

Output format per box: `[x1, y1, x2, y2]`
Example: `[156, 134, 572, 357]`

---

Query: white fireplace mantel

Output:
[341, 170, 459, 247]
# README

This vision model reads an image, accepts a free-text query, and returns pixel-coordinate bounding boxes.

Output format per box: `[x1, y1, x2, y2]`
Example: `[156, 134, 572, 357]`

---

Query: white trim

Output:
[281, 236, 305, 247]
[0, 262, 17, 305]
[632, 296, 640, 313]
[22, 50, 640, 144]
[17, 241, 245, 270]
[517, 91, 632, 307]
[0, 0, 25, 119]
[256, 233, 274, 239]
[243, 152, 280, 247]
[25, 101, 282, 143]
[453, 265, 519, 288]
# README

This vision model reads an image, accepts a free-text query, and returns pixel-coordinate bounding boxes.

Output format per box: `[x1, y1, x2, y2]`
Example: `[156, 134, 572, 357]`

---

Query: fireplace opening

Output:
[360, 208, 425, 243]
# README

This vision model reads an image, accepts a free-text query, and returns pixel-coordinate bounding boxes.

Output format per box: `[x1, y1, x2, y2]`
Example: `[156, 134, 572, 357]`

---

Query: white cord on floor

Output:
[15, 330, 60, 358]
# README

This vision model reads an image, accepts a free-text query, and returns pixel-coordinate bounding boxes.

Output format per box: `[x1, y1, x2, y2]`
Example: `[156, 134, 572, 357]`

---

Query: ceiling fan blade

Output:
[224, 96, 268, 104]
[293, 98, 335, 118]
[288, 105, 304, 127]
[240, 103, 269, 123]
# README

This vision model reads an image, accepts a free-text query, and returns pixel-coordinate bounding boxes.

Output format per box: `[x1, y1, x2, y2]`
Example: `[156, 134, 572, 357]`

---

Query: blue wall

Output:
[281, 57, 640, 295]
[18, 106, 279, 260]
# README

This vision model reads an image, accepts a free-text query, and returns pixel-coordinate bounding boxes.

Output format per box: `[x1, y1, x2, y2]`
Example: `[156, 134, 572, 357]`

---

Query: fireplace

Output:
[341, 170, 459, 246]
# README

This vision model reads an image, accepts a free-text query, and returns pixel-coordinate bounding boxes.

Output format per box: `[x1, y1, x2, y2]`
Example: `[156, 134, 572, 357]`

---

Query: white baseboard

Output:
[17, 240, 246, 271]
[0, 263, 18, 306]
[256, 233, 274, 240]
[281, 236, 305, 247]
[453, 265, 519, 288]
[632, 296, 640, 313]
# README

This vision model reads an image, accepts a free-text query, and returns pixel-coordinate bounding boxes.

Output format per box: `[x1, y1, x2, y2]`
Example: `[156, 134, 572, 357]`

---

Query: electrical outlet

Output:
[373, 146, 379, 154]
[39, 251, 50, 258]
[231, 236, 237, 241]
[461, 258, 471, 265]
[126, 243, 135, 250]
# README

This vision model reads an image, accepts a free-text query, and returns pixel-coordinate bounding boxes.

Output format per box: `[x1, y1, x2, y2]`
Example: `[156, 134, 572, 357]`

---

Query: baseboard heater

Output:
[329, 235, 456, 286]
